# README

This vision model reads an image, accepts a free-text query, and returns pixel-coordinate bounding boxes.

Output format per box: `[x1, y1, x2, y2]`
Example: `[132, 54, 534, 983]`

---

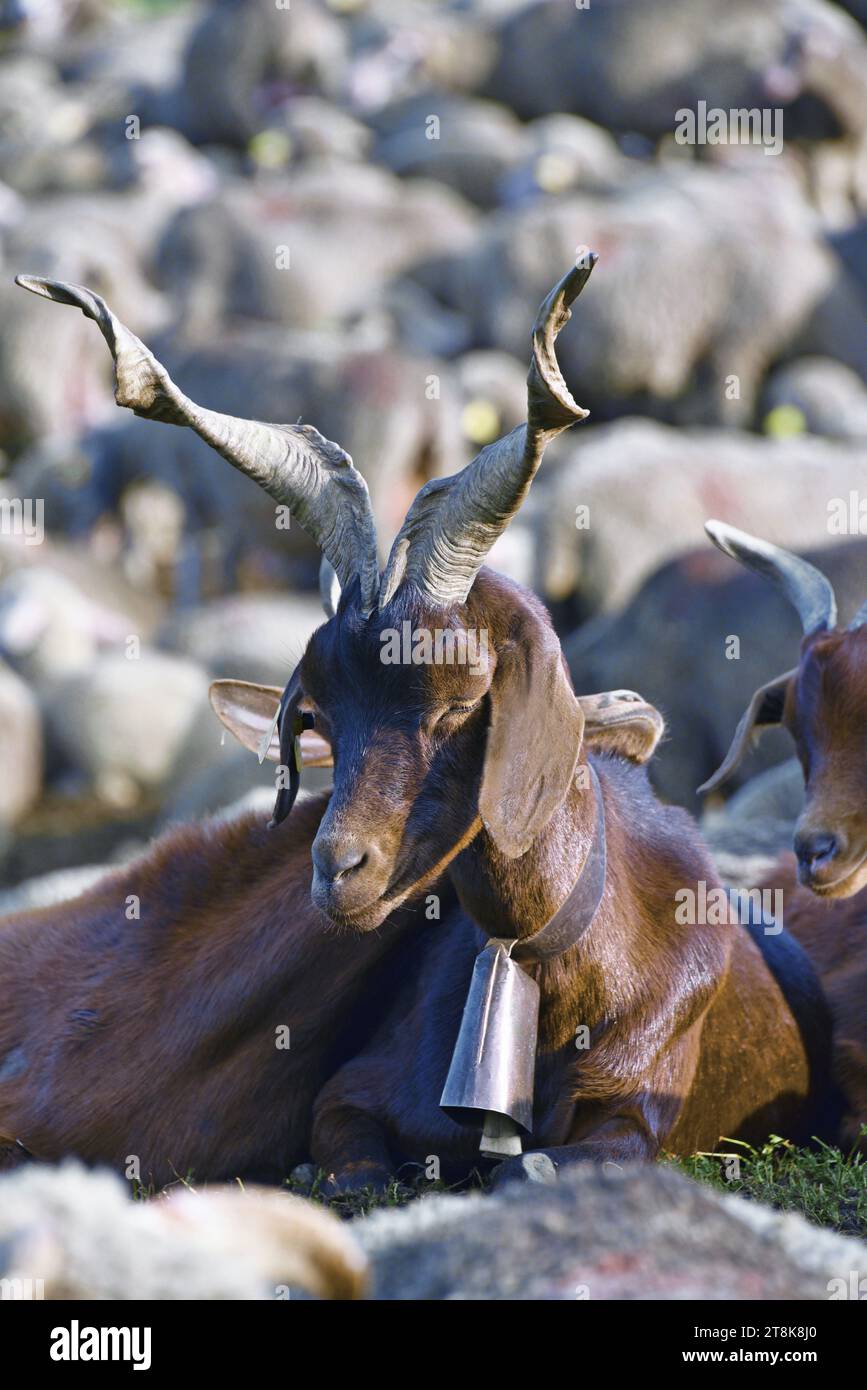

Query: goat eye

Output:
[435, 701, 478, 725]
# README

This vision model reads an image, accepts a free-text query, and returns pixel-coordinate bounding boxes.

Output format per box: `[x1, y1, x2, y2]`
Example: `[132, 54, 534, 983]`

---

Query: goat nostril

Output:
[313, 841, 369, 885]
[795, 833, 839, 871]
[334, 849, 367, 882]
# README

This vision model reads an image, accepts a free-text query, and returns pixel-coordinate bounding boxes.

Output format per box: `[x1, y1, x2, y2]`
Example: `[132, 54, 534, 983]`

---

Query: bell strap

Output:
[512, 761, 607, 964]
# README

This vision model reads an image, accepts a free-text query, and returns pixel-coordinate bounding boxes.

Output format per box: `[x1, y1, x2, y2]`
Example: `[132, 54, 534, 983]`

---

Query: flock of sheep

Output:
[1, 0, 867, 1300]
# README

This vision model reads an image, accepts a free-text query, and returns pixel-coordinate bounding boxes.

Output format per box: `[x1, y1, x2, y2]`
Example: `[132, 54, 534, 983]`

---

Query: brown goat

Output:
[304, 566, 836, 1189]
[1, 261, 668, 1186]
[0, 690, 654, 1184]
[0, 267, 837, 1193]
[699, 521, 867, 1152]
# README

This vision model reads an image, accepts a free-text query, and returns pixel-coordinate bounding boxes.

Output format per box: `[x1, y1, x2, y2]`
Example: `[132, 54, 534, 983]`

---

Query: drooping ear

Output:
[209, 680, 332, 766]
[480, 619, 585, 858]
[578, 690, 665, 765]
[697, 669, 796, 795]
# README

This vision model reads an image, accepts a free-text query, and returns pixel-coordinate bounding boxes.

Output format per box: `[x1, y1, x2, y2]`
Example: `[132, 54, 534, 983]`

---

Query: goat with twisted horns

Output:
[0, 263, 837, 1189]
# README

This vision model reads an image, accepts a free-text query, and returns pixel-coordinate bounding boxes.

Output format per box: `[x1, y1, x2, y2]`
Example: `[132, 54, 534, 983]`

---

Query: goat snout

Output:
[313, 841, 367, 882]
[311, 831, 387, 921]
[794, 829, 842, 885]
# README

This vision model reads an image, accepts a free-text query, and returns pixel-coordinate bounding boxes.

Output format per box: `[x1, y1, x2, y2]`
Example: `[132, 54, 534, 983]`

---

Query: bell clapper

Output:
[480, 1111, 523, 1159]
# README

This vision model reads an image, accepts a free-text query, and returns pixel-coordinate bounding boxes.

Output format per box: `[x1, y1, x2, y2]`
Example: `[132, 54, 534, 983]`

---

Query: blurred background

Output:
[0, 0, 865, 909]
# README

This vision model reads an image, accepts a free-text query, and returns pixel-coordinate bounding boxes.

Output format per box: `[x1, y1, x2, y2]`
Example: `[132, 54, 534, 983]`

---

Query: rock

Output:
[357, 1162, 867, 1300]
[490, 1151, 558, 1189]
[289, 1163, 318, 1194]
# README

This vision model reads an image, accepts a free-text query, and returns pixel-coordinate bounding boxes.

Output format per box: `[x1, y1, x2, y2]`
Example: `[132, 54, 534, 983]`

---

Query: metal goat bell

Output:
[440, 939, 540, 1159]
[440, 765, 607, 1161]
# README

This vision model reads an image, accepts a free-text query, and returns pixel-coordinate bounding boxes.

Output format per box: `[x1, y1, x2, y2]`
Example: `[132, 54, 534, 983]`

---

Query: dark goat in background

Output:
[700, 521, 867, 1154]
[700, 521, 867, 899]
[566, 537, 867, 811]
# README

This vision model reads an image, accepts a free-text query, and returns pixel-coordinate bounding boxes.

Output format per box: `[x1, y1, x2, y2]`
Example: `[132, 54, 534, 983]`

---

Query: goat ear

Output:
[579, 690, 665, 765]
[480, 624, 584, 858]
[698, 669, 795, 795]
[208, 680, 333, 767]
[210, 680, 284, 761]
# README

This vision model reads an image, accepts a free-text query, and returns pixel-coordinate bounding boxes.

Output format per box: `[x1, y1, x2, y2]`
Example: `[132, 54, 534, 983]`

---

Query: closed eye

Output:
[432, 700, 481, 727]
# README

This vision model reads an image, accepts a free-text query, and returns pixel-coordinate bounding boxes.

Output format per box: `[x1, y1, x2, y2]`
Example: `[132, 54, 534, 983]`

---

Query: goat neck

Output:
[447, 756, 601, 946]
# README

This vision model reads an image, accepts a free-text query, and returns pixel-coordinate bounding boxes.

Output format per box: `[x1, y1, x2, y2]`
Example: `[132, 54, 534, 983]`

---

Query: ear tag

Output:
[257, 703, 281, 765]
[292, 712, 316, 773]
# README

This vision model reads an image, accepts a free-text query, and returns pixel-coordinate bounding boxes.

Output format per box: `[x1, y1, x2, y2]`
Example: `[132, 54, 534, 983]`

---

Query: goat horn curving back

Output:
[15, 275, 380, 614]
[848, 598, 867, 631]
[319, 557, 341, 618]
[704, 520, 837, 635]
[378, 257, 596, 610]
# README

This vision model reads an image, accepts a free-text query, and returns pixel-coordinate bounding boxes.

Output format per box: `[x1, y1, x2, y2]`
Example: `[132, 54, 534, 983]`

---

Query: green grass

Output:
[281, 1133, 867, 1238]
[667, 1130, 867, 1240]
[284, 1165, 488, 1219]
